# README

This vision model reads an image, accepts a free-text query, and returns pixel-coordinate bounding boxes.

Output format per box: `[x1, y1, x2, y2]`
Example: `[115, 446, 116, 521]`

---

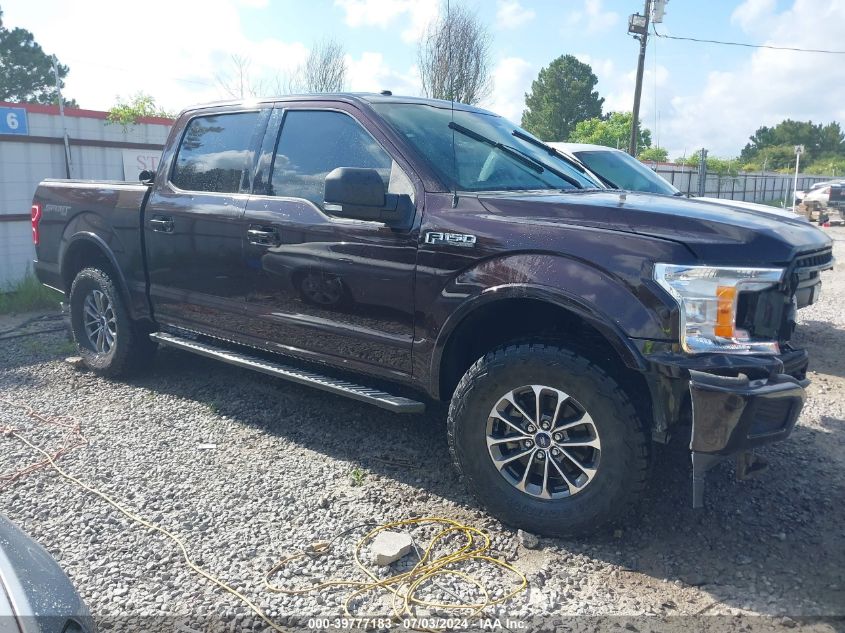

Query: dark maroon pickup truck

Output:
[31, 94, 833, 536]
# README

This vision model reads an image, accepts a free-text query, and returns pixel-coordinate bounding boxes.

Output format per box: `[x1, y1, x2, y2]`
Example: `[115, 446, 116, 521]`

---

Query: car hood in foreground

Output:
[478, 190, 831, 264]
[0, 515, 94, 633]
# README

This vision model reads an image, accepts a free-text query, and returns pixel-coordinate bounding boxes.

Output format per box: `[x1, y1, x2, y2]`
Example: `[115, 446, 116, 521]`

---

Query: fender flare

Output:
[60, 232, 137, 320]
[429, 283, 648, 398]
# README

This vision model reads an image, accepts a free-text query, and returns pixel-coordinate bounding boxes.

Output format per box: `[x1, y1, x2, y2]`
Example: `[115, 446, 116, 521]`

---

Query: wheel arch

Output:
[60, 233, 136, 320]
[432, 285, 653, 429]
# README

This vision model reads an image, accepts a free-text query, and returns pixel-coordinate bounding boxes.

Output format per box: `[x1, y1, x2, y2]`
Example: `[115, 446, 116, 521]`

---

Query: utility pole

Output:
[792, 145, 804, 210]
[52, 55, 73, 179]
[627, 0, 652, 156]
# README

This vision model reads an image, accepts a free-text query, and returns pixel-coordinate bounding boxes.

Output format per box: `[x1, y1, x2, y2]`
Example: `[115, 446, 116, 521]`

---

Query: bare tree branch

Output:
[290, 39, 348, 93]
[417, 3, 492, 105]
[215, 54, 266, 99]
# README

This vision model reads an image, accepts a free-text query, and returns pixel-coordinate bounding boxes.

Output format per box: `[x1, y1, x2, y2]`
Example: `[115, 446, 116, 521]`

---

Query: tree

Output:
[569, 112, 651, 154]
[107, 93, 174, 130]
[638, 146, 668, 163]
[216, 54, 268, 99]
[0, 7, 76, 105]
[740, 119, 845, 168]
[521, 55, 603, 141]
[289, 39, 348, 93]
[418, 2, 492, 105]
[675, 150, 739, 176]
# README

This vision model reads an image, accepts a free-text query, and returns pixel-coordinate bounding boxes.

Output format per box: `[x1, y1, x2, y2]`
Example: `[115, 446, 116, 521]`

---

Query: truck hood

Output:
[478, 190, 831, 264]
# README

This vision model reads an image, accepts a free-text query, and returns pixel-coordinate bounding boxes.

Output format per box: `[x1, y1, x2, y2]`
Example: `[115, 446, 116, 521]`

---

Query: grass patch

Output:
[21, 337, 76, 356]
[349, 466, 366, 487]
[0, 274, 63, 315]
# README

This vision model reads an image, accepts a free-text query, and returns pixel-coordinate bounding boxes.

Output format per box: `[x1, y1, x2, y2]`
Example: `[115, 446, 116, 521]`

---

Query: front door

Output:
[241, 105, 420, 376]
[144, 108, 267, 335]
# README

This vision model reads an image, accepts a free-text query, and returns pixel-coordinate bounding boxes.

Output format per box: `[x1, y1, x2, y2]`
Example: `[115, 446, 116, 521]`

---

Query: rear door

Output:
[240, 104, 421, 375]
[144, 107, 268, 335]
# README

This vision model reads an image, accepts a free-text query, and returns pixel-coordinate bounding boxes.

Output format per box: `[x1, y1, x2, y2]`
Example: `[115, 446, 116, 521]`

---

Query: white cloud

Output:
[346, 52, 420, 96]
[1, 0, 308, 113]
[484, 57, 534, 122]
[730, 0, 777, 32]
[662, 0, 845, 157]
[567, 0, 619, 34]
[334, 0, 439, 42]
[495, 0, 535, 30]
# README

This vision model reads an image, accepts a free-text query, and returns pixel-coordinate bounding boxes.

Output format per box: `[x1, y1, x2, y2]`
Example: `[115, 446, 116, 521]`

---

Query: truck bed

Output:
[32, 178, 151, 319]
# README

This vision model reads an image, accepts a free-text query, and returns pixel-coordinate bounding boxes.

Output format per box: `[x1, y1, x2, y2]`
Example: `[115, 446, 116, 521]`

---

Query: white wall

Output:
[0, 108, 171, 289]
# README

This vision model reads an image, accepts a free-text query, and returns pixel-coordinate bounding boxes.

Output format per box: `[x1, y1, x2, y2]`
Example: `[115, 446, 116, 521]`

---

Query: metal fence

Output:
[650, 164, 831, 204]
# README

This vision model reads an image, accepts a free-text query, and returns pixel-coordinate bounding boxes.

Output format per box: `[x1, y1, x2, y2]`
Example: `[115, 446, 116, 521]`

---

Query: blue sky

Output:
[3, 0, 843, 157]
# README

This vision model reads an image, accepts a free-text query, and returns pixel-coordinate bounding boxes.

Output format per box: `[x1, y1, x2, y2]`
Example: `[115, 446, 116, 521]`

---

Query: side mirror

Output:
[139, 169, 156, 184]
[324, 167, 413, 227]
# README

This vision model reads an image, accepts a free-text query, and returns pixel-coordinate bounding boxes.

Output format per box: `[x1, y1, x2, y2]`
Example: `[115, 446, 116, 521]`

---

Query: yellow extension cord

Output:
[1, 398, 527, 631]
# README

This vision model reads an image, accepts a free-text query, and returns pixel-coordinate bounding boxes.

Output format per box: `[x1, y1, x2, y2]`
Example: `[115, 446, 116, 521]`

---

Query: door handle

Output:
[149, 216, 174, 233]
[247, 226, 280, 246]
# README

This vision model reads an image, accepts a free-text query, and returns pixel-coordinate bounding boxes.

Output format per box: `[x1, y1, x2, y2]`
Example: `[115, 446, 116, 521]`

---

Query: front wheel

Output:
[69, 267, 156, 377]
[447, 343, 650, 537]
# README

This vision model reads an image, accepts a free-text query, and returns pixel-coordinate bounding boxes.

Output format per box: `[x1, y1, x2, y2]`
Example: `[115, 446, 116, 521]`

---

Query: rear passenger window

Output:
[269, 110, 413, 208]
[171, 112, 258, 193]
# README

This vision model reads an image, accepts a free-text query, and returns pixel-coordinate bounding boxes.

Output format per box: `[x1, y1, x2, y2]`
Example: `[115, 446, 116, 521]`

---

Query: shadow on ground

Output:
[116, 345, 845, 618]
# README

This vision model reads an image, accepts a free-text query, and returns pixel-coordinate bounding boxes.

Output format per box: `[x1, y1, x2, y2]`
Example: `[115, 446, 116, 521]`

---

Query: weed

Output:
[349, 467, 366, 487]
[0, 274, 63, 315]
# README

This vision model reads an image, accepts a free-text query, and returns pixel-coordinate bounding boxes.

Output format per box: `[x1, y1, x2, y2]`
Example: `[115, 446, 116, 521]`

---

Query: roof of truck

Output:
[183, 93, 495, 116]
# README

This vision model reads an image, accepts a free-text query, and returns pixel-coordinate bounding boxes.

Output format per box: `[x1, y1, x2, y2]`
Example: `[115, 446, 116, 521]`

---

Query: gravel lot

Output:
[1, 228, 844, 633]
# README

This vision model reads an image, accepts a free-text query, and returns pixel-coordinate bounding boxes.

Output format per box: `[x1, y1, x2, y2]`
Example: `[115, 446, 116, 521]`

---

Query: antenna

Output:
[447, 0, 457, 204]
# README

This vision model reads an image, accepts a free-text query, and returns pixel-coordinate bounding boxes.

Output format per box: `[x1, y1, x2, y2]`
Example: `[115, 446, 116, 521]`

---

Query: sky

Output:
[3, 0, 844, 158]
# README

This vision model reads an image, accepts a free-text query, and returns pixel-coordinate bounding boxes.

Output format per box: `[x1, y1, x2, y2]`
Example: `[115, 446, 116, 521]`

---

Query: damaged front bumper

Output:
[645, 347, 810, 507]
[688, 368, 808, 507]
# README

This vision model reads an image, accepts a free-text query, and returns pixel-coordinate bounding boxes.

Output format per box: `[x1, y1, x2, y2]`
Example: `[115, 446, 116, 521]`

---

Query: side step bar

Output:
[149, 332, 425, 414]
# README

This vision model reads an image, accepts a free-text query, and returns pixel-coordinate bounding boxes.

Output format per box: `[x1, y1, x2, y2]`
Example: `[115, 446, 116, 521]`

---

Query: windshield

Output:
[572, 149, 679, 196]
[372, 103, 599, 192]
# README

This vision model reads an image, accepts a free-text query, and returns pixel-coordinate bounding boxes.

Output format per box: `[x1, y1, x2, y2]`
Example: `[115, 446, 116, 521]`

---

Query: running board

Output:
[149, 332, 425, 414]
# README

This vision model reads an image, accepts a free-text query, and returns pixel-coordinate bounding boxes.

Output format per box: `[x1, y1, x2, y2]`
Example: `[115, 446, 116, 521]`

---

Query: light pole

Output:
[792, 145, 803, 210]
[628, 0, 668, 157]
[627, 0, 651, 157]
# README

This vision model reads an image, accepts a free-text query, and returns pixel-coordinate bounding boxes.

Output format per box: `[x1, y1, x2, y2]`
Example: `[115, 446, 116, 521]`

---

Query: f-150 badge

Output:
[425, 232, 477, 247]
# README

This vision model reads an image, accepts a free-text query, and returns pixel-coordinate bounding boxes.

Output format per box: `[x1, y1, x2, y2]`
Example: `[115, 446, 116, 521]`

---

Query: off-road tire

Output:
[447, 342, 650, 537]
[69, 267, 156, 377]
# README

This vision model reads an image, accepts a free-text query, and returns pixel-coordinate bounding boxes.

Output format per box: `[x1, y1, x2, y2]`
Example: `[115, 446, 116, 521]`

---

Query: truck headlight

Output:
[654, 264, 784, 355]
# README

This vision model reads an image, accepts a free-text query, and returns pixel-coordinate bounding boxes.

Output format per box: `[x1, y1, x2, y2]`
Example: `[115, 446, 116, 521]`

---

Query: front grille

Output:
[794, 247, 833, 273]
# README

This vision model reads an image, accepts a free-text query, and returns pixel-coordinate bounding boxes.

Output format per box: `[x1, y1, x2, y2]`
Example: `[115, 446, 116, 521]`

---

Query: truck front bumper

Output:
[645, 347, 810, 507]
[688, 370, 807, 456]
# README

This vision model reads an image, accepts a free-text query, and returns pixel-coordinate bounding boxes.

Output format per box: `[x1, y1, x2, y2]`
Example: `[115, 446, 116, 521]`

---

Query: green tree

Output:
[675, 150, 739, 176]
[0, 7, 76, 105]
[569, 112, 652, 154]
[638, 146, 668, 162]
[521, 55, 603, 141]
[107, 93, 174, 130]
[740, 119, 845, 168]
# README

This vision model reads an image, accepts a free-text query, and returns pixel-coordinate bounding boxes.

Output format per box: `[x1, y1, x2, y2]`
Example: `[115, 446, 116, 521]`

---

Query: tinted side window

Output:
[171, 112, 259, 193]
[270, 110, 410, 207]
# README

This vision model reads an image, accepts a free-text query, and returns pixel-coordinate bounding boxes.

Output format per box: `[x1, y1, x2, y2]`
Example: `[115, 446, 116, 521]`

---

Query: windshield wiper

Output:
[511, 129, 619, 189]
[448, 122, 584, 189]
[511, 129, 588, 173]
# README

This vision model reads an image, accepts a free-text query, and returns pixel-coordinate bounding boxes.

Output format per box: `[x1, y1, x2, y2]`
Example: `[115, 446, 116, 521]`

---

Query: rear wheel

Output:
[447, 343, 650, 537]
[69, 267, 156, 376]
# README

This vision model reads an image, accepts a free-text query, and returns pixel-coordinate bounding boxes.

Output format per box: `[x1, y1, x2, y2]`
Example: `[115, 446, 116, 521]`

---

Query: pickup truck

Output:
[31, 94, 833, 537]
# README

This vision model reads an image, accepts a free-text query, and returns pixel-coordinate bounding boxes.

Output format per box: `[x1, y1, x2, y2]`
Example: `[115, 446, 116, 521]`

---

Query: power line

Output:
[651, 26, 845, 55]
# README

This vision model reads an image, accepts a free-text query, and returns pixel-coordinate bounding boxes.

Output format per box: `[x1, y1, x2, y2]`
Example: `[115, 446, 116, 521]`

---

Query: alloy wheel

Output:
[486, 384, 601, 499]
[82, 289, 116, 354]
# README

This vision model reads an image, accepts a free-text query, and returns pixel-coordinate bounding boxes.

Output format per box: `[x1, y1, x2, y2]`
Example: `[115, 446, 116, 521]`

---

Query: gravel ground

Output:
[1, 229, 844, 633]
